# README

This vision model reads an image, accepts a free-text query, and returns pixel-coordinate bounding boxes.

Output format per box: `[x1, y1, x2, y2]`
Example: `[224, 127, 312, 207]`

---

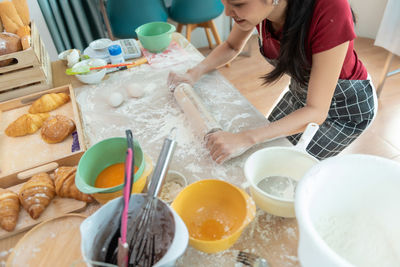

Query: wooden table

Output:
[0, 33, 300, 267]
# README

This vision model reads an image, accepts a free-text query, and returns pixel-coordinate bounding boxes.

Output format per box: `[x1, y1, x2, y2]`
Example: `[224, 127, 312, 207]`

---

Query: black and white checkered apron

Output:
[257, 36, 377, 160]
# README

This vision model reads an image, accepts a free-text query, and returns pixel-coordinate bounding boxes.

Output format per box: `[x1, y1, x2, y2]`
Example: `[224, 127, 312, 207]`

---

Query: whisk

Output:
[127, 129, 177, 267]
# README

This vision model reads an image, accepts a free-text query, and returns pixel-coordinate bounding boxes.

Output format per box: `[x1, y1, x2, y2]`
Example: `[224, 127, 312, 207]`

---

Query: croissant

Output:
[54, 166, 93, 202]
[5, 113, 50, 137]
[19, 173, 56, 219]
[0, 188, 20, 231]
[28, 93, 70, 113]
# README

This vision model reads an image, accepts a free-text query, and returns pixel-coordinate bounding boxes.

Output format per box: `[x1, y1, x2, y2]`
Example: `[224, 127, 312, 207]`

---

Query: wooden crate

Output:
[0, 21, 53, 102]
[0, 84, 86, 188]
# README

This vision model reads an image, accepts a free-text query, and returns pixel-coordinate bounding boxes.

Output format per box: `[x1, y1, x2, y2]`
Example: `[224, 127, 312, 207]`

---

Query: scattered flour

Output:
[74, 38, 296, 267]
[0, 248, 13, 267]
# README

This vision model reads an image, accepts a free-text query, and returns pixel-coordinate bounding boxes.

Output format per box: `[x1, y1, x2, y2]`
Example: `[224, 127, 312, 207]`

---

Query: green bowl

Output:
[76, 137, 145, 194]
[135, 22, 176, 53]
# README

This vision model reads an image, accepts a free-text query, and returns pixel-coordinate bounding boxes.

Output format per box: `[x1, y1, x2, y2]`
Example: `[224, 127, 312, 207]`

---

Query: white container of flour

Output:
[296, 154, 400, 267]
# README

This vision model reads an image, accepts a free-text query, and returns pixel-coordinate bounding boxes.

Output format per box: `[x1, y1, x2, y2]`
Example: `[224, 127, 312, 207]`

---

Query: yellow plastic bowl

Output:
[171, 179, 256, 253]
[92, 155, 153, 204]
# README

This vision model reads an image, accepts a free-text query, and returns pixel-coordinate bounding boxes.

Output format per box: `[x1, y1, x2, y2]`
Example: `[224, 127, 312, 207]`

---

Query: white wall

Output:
[349, 0, 388, 39]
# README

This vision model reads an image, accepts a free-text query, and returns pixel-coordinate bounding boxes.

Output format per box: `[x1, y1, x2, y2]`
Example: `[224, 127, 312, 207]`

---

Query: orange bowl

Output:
[171, 179, 255, 253]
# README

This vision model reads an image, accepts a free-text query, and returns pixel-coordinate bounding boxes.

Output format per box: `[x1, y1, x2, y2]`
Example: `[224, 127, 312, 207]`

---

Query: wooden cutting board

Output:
[6, 214, 87, 267]
[0, 182, 87, 240]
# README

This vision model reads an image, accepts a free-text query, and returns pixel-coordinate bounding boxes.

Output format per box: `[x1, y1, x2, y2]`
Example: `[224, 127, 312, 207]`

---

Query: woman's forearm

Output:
[244, 106, 326, 145]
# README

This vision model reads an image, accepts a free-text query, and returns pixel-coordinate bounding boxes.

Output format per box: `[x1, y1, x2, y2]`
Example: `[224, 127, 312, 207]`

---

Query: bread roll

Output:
[0, 32, 22, 67]
[40, 115, 76, 144]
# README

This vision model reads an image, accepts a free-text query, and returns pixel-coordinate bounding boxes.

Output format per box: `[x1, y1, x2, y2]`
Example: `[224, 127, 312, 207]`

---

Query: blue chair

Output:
[167, 0, 224, 49]
[100, 0, 168, 39]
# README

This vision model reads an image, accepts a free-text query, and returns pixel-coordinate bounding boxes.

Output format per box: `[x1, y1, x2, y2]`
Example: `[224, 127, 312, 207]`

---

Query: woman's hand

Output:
[167, 70, 197, 92]
[205, 130, 255, 164]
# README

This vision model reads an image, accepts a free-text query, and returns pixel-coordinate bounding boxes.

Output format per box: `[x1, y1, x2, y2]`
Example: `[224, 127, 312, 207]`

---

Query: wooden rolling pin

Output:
[174, 83, 222, 138]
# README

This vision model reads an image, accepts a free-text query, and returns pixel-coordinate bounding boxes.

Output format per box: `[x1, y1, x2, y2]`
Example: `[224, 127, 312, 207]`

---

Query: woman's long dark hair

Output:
[262, 0, 356, 87]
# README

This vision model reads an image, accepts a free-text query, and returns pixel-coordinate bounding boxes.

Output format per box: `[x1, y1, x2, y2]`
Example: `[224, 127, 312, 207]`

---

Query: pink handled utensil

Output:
[121, 147, 133, 243]
[117, 147, 133, 267]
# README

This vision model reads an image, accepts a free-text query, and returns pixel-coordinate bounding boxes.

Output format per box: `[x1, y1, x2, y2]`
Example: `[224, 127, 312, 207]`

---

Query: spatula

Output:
[65, 57, 148, 75]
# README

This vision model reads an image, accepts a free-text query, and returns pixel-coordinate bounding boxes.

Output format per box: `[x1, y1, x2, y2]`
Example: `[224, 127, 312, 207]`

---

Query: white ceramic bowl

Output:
[296, 154, 400, 267]
[243, 123, 319, 217]
[80, 194, 189, 267]
[74, 58, 107, 84]
[89, 38, 112, 51]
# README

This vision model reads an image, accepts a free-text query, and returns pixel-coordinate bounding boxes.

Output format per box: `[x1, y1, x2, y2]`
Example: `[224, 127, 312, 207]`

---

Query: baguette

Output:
[0, 14, 19, 34]
[16, 25, 31, 50]
[16, 25, 30, 38]
[0, 1, 24, 33]
[12, 0, 30, 26]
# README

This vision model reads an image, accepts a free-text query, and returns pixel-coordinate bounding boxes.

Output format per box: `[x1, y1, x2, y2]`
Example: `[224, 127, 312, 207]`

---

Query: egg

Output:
[108, 92, 124, 107]
[126, 84, 145, 98]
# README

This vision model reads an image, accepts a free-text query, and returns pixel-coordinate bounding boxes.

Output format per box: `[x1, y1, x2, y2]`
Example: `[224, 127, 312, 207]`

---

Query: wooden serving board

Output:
[6, 214, 86, 267]
[0, 182, 87, 240]
[0, 84, 87, 188]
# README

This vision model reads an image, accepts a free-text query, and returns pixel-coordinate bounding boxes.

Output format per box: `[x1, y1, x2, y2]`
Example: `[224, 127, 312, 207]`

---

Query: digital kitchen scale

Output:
[84, 39, 142, 63]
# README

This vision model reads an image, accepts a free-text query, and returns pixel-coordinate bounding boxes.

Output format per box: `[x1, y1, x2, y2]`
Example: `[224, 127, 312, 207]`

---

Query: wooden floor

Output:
[199, 35, 400, 162]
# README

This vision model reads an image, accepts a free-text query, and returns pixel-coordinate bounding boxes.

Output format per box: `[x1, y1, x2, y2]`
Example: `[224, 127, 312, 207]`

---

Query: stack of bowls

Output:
[75, 137, 153, 204]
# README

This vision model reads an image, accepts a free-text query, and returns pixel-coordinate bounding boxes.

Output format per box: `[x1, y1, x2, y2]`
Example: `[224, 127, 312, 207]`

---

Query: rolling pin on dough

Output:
[174, 83, 222, 138]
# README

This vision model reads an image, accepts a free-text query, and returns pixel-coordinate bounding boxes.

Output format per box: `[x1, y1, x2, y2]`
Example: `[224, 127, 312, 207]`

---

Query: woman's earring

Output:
[273, 0, 279, 5]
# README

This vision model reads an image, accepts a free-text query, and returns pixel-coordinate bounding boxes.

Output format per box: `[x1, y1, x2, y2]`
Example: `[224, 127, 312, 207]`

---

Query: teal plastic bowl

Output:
[135, 22, 176, 53]
[76, 137, 145, 194]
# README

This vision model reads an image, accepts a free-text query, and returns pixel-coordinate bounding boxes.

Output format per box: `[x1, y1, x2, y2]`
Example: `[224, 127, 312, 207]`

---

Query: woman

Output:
[168, 0, 377, 163]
